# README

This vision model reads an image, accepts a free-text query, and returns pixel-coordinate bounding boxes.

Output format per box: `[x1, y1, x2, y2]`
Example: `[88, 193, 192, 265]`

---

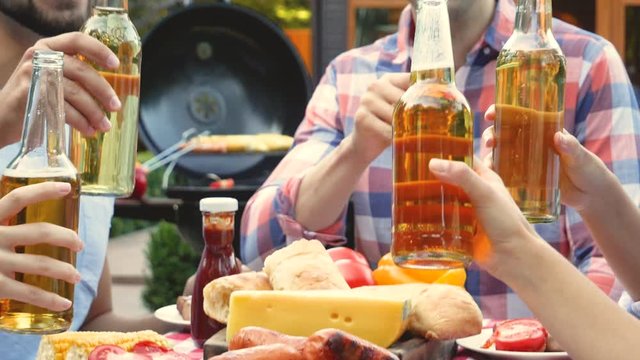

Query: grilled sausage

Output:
[228, 326, 306, 351]
[210, 343, 303, 360]
[302, 329, 399, 360]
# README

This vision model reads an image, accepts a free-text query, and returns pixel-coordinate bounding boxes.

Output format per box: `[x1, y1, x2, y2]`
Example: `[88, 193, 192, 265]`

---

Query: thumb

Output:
[429, 159, 492, 205]
[554, 130, 588, 169]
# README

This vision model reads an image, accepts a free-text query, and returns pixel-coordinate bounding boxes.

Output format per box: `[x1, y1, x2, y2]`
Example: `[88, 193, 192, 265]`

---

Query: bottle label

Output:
[412, 0, 455, 72]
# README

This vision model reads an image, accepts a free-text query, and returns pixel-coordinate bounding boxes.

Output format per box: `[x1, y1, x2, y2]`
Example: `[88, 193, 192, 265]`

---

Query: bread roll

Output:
[352, 284, 482, 340]
[263, 239, 349, 290]
[203, 272, 272, 323]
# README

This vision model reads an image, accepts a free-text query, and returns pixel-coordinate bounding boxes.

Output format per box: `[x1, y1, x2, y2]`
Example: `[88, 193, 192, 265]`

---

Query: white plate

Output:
[457, 328, 570, 359]
[154, 304, 190, 327]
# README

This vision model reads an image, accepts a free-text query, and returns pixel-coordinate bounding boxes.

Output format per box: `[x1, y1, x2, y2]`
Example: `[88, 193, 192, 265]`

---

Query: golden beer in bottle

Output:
[0, 51, 80, 334]
[391, 0, 475, 269]
[494, 0, 566, 223]
[70, 0, 141, 196]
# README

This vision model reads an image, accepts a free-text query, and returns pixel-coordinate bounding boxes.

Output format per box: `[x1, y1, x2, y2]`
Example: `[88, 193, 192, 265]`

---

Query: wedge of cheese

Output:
[226, 290, 410, 347]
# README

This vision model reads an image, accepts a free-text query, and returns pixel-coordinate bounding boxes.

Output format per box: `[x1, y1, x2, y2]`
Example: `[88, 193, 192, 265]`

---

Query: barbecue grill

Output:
[116, 2, 312, 252]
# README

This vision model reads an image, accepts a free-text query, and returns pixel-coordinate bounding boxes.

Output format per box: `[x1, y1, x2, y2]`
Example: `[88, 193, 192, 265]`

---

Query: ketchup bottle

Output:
[191, 197, 240, 346]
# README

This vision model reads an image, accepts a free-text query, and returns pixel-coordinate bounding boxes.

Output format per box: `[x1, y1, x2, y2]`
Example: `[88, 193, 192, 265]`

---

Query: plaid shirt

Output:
[240, 0, 640, 319]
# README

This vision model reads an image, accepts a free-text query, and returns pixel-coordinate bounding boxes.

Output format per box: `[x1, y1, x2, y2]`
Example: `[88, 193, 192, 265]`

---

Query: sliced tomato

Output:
[132, 340, 169, 354]
[88, 345, 126, 360]
[327, 247, 369, 266]
[334, 259, 375, 288]
[493, 318, 548, 352]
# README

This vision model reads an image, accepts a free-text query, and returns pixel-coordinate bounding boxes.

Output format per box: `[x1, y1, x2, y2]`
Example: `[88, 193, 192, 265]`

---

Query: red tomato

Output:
[326, 247, 369, 266]
[334, 259, 375, 288]
[493, 318, 548, 352]
[130, 165, 148, 199]
[88, 345, 126, 360]
[209, 178, 235, 189]
[132, 340, 169, 354]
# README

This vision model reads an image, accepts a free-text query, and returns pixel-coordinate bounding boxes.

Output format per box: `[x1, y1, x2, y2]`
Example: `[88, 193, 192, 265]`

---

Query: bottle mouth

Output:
[33, 50, 64, 68]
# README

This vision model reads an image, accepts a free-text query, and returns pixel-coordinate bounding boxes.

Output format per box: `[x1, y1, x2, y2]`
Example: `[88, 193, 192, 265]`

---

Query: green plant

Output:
[142, 222, 199, 311]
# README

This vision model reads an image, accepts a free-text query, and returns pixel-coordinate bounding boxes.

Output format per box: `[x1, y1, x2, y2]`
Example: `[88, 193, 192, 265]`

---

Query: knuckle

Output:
[64, 79, 81, 97]
[25, 285, 41, 302]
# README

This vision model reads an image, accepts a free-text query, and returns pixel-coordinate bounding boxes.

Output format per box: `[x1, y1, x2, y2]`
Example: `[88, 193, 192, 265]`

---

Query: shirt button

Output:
[483, 47, 491, 55]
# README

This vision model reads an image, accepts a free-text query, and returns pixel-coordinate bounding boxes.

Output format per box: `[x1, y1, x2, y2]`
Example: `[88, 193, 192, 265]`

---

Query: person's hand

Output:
[428, 157, 540, 277]
[350, 73, 411, 163]
[0, 182, 83, 311]
[0, 32, 121, 147]
[482, 105, 616, 213]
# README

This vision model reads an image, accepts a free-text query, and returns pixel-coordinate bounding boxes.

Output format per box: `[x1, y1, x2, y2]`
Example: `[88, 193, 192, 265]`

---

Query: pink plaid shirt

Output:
[240, 0, 640, 319]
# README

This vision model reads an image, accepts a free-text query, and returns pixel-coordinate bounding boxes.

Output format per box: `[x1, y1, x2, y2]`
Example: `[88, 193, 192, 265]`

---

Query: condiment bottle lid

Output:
[199, 197, 238, 213]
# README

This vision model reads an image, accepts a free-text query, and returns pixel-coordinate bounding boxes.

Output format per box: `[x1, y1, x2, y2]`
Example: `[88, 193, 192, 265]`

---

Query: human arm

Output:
[0, 32, 121, 148]
[0, 182, 83, 311]
[80, 259, 179, 333]
[428, 158, 640, 360]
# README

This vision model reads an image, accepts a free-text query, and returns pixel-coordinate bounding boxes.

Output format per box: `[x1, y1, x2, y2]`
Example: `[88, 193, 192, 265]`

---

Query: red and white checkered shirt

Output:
[240, 0, 640, 320]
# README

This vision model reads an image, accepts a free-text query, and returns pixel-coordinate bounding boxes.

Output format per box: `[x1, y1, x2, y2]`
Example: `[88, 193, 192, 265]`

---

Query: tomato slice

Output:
[327, 247, 369, 266]
[493, 318, 548, 352]
[132, 340, 169, 354]
[88, 345, 126, 360]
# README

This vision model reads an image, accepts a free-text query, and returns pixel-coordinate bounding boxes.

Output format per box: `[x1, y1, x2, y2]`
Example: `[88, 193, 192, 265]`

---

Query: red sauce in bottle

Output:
[191, 199, 240, 346]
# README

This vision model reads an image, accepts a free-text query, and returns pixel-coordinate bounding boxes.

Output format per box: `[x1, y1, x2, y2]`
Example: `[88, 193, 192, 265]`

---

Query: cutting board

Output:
[203, 329, 457, 360]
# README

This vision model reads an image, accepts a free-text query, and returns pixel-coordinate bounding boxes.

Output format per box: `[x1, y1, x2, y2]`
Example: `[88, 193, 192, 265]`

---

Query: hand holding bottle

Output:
[351, 73, 411, 164]
[0, 182, 83, 312]
[0, 32, 121, 147]
[483, 105, 618, 213]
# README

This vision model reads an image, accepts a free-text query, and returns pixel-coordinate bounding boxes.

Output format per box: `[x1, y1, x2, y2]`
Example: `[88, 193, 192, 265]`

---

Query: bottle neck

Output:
[19, 51, 67, 158]
[94, 0, 128, 11]
[411, 0, 455, 84]
[514, 0, 553, 36]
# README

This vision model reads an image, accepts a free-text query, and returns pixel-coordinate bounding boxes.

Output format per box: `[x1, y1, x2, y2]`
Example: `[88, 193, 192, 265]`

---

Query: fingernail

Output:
[60, 298, 73, 309]
[429, 158, 448, 173]
[73, 271, 82, 283]
[110, 96, 121, 110]
[107, 54, 119, 69]
[101, 116, 112, 131]
[56, 183, 71, 193]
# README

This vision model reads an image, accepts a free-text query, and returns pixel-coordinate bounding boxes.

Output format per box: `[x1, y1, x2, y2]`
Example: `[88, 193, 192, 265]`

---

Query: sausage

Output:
[302, 329, 399, 360]
[210, 343, 303, 360]
[228, 326, 306, 351]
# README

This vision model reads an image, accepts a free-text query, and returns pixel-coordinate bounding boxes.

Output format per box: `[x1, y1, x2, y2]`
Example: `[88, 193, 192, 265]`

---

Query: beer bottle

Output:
[494, 0, 566, 223]
[0, 51, 80, 334]
[71, 0, 141, 197]
[391, 0, 475, 269]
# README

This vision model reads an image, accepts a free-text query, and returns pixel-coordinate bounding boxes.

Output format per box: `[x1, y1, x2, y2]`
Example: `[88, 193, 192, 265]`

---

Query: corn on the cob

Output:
[35, 330, 170, 360]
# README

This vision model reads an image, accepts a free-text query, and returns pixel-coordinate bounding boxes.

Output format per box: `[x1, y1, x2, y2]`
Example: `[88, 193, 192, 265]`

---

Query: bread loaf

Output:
[263, 239, 349, 290]
[203, 271, 272, 323]
[352, 284, 482, 340]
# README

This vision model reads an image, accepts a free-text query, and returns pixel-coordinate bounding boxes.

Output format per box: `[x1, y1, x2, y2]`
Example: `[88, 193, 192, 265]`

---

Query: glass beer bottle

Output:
[493, 0, 566, 223]
[70, 0, 141, 197]
[391, 0, 475, 269]
[0, 51, 80, 334]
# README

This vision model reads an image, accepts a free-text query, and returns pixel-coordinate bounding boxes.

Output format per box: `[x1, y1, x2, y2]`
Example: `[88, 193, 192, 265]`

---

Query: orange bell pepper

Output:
[372, 253, 466, 287]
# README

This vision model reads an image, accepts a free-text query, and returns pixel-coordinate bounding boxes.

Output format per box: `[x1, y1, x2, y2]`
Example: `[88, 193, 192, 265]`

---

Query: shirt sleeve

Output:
[568, 41, 640, 299]
[240, 63, 349, 269]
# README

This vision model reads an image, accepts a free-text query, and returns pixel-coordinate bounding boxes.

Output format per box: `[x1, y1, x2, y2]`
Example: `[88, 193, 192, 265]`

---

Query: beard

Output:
[0, 0, 89, 37]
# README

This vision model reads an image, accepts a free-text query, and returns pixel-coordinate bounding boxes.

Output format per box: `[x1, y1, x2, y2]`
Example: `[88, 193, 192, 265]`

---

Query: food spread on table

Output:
[482, 318, 564, 353]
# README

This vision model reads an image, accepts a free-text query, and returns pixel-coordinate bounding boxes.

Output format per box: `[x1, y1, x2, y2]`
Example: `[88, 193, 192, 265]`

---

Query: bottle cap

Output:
[199, 197, 238, 213]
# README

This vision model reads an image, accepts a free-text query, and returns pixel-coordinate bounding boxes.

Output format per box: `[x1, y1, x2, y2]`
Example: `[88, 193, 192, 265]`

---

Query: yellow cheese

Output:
[226, 290, 410, 347]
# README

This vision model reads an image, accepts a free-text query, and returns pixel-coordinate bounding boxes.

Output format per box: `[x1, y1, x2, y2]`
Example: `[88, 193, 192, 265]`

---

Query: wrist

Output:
[343, 134, 386, 167]
[487, 233, 549, 286]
